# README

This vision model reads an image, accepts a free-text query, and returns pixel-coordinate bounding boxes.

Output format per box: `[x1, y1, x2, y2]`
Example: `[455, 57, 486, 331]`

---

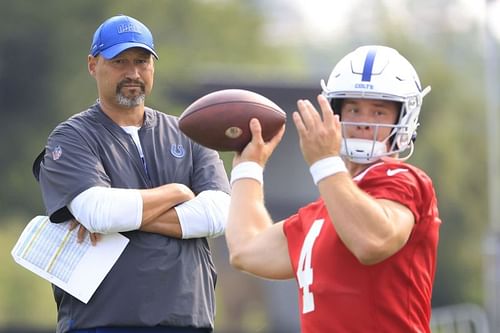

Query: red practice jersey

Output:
[283, 159, 441, 333]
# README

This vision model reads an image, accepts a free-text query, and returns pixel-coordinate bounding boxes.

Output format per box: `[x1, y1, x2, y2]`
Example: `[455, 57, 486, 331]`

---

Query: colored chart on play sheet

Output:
[13, 216, 89, 283]
[12, 215, 129, 303]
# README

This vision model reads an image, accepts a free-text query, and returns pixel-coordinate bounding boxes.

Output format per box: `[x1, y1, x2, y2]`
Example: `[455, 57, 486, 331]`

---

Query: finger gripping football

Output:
[179, 89, 286, 152]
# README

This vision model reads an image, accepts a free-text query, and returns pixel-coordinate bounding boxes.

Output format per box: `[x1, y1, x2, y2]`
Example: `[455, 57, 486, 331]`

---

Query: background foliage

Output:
[0, 0, 494, 331]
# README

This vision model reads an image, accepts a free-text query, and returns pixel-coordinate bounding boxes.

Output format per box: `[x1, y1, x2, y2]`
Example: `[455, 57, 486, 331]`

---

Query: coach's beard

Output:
[116, 80, 146, 108]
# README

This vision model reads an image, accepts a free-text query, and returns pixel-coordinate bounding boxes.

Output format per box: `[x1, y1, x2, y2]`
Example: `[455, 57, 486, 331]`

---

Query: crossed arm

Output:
[69, 183, 229, 242]
[139, 183, 195, 237]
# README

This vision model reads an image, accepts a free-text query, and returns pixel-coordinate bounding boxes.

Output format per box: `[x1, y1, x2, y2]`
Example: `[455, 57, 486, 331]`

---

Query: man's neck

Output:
[99, 99, 145, 127]
[346, 160, 377, 178]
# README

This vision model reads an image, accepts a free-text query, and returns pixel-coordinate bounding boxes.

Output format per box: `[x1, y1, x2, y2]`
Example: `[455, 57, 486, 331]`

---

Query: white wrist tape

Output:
[175, 190, 230, 239]
[230, 161, 264, 186]
[309, 156, 348, 185]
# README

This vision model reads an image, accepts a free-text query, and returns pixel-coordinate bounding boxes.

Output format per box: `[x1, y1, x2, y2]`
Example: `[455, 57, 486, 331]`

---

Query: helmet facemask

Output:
[339, 109, 412, 164]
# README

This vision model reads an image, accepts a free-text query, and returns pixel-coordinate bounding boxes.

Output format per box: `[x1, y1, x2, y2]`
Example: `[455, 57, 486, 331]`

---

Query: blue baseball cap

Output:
[90, 15, 158, 59]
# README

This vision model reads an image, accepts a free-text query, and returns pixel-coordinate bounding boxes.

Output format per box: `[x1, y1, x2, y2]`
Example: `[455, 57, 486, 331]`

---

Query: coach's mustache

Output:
[116, 79, 146, 93]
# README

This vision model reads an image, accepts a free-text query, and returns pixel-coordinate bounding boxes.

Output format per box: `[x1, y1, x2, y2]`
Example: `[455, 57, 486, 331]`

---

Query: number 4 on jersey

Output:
[296, 219, 324, 314]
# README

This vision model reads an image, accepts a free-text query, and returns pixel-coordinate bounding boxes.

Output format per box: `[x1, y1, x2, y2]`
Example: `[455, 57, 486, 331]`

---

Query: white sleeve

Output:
[68, 186, 143, 234]
[174, 190, 230, 239]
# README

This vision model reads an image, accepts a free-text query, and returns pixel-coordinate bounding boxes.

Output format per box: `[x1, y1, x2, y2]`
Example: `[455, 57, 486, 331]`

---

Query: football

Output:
[179, 89, 286, 152]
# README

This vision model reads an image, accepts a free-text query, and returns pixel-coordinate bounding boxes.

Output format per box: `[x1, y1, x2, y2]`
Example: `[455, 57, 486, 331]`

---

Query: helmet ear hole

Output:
[395, 107, 419, 150]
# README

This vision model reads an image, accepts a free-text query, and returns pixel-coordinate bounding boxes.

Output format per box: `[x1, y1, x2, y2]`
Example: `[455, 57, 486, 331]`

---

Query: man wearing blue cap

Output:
[33, 15, 230, 333]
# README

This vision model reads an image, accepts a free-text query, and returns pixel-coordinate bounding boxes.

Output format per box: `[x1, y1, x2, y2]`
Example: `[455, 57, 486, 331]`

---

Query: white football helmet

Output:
[321, 45, 431, 164]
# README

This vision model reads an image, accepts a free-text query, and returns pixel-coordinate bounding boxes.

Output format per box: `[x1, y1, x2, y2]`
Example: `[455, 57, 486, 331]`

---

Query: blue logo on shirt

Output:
[170, 144, 185, 158]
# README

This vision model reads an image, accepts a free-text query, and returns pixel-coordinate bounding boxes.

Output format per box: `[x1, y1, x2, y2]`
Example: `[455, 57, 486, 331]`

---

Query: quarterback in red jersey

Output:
[226, 45, 440, 332]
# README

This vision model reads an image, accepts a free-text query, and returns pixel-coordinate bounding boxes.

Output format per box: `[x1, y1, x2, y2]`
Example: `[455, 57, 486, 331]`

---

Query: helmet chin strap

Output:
[341, 138, 388, 164]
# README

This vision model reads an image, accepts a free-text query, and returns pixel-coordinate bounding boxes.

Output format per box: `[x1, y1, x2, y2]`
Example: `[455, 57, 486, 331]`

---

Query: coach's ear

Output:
[88, 55, 97, 77]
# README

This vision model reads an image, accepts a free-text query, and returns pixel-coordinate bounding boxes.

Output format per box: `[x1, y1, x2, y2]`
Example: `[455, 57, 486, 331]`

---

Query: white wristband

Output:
[230, 161, 264, 186]
[309, 156, 347, 185]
